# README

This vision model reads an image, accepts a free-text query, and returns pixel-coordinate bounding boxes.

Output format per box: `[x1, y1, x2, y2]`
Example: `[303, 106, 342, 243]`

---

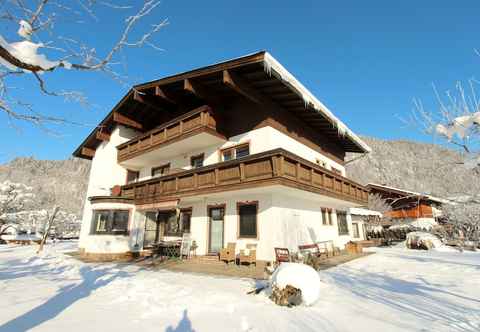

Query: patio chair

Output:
[219, 242, 236, 264]
[274, 247, 290, 264]
[239, 244, 257, 266]
[180, 233, 192, 259]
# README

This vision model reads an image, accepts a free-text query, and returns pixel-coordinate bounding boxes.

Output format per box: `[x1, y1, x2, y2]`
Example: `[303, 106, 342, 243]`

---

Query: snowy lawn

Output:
[0, 242, 479, 332]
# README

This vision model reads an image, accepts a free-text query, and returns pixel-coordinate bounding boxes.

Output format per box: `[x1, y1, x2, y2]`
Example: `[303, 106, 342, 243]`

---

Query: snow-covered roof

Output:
[348, 207, 382, 217]
[73, 51, 370, 158]
[263, 53, 371, 153]
[367, 183, 451, 204]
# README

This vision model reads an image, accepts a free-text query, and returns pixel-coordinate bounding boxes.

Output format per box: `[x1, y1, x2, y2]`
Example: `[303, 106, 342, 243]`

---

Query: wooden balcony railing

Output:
[120, 149, 369, 205]
[117, 105, 222, 162]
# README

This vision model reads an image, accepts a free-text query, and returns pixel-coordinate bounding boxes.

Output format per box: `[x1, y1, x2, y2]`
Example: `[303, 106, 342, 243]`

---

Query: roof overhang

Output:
[73, 51, 370, 159]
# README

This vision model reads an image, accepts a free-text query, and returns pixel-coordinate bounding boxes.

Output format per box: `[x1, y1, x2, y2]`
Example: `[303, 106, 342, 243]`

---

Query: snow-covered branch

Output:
[0, 0, 166, 126]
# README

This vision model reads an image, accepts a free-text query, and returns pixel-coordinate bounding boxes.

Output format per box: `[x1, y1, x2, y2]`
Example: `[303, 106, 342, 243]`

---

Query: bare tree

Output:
[368, 193, 392, 214]
[413, 81, 480, 171]
[0, 1, 167, 126]
[413, 79, 480, 245]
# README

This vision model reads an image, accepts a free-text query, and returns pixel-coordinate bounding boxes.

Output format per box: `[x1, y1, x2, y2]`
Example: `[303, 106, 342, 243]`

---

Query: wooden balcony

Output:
[117, 105, 224, 163]
[120, 149, 369, 205]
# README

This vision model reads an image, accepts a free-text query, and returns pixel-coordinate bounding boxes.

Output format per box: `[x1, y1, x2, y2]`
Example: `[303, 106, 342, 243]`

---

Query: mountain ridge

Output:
[0, 136, 475, 216]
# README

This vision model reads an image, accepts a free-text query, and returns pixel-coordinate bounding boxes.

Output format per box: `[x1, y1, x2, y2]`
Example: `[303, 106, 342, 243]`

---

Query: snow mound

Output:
[270, 263, 321, 306]
[406, 232, 443, 250]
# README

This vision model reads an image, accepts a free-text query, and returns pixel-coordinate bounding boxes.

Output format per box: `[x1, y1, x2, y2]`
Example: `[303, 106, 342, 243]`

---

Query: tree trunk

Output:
[37, 206, 60, 253]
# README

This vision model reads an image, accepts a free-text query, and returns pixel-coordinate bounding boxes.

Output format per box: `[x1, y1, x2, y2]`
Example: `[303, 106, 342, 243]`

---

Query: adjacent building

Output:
[367, 183, 447, 229]
[73, 51, 371, 262]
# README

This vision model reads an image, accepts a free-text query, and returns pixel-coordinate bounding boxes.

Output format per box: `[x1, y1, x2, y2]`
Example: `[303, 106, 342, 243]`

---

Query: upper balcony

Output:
[116, 105, 226, 168]
[118, 148, 369, 206]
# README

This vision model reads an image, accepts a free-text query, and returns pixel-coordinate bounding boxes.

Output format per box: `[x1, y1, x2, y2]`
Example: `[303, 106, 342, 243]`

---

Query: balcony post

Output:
[240, 162, 245, 181]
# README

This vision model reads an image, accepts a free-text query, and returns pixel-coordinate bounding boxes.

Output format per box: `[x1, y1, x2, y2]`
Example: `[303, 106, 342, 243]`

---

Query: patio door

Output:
[208, 207, 224, 254]
[143, 211, 159, 248]
[143, 211, 160, 248]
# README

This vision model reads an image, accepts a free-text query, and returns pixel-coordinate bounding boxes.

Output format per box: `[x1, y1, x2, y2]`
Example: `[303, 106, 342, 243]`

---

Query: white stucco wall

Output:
[134, 125, 345, 182]
[78, 125, 139, 250]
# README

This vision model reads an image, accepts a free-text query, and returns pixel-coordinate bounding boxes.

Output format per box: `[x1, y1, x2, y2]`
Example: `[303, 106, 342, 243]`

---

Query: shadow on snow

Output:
[327, 266, 480, 332]
[0, 259, 131, 332]
[165, 310, 196, 332]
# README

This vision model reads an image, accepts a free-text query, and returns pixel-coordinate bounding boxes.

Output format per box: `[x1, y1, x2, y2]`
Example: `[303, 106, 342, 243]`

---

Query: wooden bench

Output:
[298, 243, 328, 258]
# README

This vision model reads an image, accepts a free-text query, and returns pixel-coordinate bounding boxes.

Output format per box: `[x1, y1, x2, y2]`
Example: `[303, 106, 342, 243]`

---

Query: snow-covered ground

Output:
[0, 242, 479, 332]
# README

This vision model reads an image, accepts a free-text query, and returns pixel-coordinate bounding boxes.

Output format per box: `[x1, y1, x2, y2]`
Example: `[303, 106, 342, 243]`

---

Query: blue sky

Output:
[1, 1, 479, 162]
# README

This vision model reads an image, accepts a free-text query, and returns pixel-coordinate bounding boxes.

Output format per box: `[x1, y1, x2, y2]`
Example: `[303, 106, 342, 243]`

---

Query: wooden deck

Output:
[135, 251, 372, 280]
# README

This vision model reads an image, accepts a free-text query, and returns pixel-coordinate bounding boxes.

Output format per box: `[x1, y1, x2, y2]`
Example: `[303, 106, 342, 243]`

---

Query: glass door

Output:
[208, 207, 224, 254]
[143, 211, 158, 248]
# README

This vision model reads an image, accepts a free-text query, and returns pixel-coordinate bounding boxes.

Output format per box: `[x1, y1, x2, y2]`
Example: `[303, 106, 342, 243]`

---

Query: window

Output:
[321, 208, 328, 225]
[152, 163, 170, 177]
[337, 211, 349, 235]
[91, 210, 129, 235]
[222, 149, 234, 161]
[235, 145, 250, 159]
[321, 208, 333, 225]
[163, 209, 192, 237]
[221, 143, 250, 161]
[238, 202, 258, 238]
[190, 154, 204, 168]
[181, 209, 192, 233]
[126, 170, 139, 184]
[352, 222, 360, 238]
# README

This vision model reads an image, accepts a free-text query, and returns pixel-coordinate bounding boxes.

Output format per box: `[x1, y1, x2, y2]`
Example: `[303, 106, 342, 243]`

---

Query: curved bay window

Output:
[91, 210, 130, 235]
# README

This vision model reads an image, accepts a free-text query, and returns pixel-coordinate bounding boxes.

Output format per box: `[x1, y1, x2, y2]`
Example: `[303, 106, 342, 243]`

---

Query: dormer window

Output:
[221, 143, 250, 161]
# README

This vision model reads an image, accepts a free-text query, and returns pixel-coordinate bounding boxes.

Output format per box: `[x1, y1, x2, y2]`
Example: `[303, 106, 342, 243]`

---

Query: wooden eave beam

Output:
[155, 86, 177, 105]
[81, 147, 95, 158]
[95, 131, 110, 142]
[113, 112, 143, 130]
[222, 70, 261, 104]
[183, 78, 222, 106]
[133, 90, 164, 112]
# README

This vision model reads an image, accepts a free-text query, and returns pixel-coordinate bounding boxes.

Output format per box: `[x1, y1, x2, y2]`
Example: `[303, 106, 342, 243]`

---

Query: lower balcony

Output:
[119, 149, 369, 205]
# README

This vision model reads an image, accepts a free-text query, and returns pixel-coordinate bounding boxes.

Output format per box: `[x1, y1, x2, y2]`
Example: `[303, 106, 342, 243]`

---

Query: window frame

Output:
[321, 207, 333, 225]
[336, 211, 349, 235]
[151, 163, 170, 177]
[237, 201, 258, 239]
[321, 208, 328, 225]
[163, 208, 193, 237]
[190, 153, 204, 168]
[126, 170, 139, 184]
[220, 143, 250, 162]
[352, 222, 360, 238]
[180, 208, 192, 234]
[90, 209, 130, 235]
